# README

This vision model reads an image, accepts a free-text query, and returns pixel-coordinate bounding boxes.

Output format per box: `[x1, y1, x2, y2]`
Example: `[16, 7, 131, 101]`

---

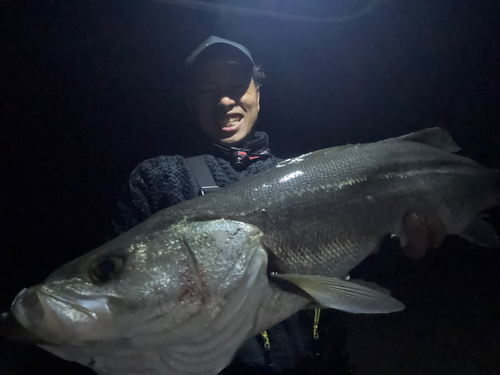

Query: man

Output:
[109, 36, 444, 374]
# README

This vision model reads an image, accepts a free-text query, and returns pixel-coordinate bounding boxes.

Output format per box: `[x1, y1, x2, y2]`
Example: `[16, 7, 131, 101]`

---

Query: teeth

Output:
[220, 115, 242, 126]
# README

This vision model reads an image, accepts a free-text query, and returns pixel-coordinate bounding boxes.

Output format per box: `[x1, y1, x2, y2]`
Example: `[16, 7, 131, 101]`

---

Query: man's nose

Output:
[219, 96, 236, 108]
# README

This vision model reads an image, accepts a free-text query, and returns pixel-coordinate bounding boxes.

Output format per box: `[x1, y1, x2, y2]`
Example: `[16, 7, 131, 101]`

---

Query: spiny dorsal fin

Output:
[390, 127, 461, 153]
[277, 127, 460, 168]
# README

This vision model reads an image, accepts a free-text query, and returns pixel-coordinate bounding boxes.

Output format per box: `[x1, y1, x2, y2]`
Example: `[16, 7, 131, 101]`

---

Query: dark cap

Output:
[185, 36, 254, 80]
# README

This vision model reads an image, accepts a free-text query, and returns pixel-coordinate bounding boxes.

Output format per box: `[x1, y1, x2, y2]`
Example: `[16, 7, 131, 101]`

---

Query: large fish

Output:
[1, 128, 499, 375]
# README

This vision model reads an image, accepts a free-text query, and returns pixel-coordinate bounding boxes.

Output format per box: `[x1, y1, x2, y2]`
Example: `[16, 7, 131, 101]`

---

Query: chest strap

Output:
[185, 156, 220, 195]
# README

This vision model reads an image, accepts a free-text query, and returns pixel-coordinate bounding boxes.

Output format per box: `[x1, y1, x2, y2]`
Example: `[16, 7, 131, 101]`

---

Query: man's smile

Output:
[219, 113, 244, 131]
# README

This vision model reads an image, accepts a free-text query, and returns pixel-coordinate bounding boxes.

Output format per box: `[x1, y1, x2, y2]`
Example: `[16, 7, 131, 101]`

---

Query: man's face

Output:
[188, 59, 260, 146]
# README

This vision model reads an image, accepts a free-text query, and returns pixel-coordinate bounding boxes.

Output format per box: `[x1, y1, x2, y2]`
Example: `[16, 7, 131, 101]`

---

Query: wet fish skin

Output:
[2, 128, 499, 375]
[10, 219, 272, 375]
[169, 128, 499, 279]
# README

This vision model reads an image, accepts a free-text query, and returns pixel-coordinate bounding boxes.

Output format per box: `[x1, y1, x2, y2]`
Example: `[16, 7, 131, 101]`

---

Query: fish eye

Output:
[89, 255, 124, 284]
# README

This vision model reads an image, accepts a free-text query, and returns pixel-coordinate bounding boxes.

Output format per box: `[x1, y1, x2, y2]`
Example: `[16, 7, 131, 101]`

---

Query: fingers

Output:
[403, 212, 429, 259]
[426, 214, 447, 249]
[403, 213, 447, 259]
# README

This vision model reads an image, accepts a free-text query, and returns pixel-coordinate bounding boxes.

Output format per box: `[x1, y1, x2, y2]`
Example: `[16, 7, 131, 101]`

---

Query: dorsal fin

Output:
[277, 127, 461, 169]
[390, 127, 461, 153]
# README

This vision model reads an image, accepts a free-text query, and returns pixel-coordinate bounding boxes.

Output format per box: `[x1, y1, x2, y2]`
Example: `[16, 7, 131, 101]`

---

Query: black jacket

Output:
[109, 131, 352, 374]
[109, 132, 278, 238]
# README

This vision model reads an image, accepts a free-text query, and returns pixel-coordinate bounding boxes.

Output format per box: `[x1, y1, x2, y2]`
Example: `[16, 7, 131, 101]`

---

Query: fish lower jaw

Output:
[11, 287, 119, 346]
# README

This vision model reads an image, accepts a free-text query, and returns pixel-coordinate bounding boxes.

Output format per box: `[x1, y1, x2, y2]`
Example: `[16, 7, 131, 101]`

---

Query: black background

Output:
[1, 0, 499, 374]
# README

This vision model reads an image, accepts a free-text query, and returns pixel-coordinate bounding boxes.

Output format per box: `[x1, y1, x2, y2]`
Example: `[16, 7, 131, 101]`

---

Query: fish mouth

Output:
[0, 310, 55, 345]
[0, 285, 97, 346]
[8, 285, 116, 346]
[37, 286, 98, 320]
[11, 286, 98, 330]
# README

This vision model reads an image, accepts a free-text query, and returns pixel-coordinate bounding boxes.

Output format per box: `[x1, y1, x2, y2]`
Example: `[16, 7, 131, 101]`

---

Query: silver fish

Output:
[1, 128, 499, 375]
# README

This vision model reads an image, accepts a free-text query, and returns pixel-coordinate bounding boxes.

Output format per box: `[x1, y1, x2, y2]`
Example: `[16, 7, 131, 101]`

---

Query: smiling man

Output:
[109, 36, 444, 375]
[187, 52, 260, 146]
[109, 37, 279, 236]
[109, 36, 356, 375]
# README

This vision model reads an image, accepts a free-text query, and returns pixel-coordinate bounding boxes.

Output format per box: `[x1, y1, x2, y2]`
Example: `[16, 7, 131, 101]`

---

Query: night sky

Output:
[1, 0, 499, 374]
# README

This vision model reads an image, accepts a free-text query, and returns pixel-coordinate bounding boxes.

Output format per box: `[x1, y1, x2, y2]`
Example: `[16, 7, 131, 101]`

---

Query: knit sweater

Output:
[109, 131, 352, 375]
[109, 132, 278, 238]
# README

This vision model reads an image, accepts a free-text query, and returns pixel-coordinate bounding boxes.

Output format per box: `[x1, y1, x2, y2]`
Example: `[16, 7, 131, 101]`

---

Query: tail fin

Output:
[462, 216, 500, 248]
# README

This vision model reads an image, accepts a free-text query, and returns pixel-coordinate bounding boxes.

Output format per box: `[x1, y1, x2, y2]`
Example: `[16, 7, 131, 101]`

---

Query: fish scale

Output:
[165, 133, 498, 278]
[2, 128, 499, 375]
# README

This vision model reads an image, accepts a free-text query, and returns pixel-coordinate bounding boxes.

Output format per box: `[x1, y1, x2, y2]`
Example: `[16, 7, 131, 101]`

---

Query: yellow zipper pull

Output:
[261, 330, 271, 350]
[313, 309, 321, 340]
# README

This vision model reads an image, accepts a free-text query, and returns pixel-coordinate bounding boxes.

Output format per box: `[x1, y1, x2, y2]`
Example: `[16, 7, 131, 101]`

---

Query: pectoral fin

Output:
[348, 279, 392, 295]
[271, 274, 405, 314]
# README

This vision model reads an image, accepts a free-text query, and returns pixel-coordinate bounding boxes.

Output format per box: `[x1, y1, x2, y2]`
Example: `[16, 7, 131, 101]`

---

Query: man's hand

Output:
[403, 212, 447, 259]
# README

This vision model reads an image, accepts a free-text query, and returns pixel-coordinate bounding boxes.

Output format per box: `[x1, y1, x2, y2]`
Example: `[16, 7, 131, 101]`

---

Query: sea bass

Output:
[1, 128, 499, 375]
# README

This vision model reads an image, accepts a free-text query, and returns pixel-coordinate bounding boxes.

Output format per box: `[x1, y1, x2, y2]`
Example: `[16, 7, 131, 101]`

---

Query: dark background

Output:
[1, 0, 499, 374]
